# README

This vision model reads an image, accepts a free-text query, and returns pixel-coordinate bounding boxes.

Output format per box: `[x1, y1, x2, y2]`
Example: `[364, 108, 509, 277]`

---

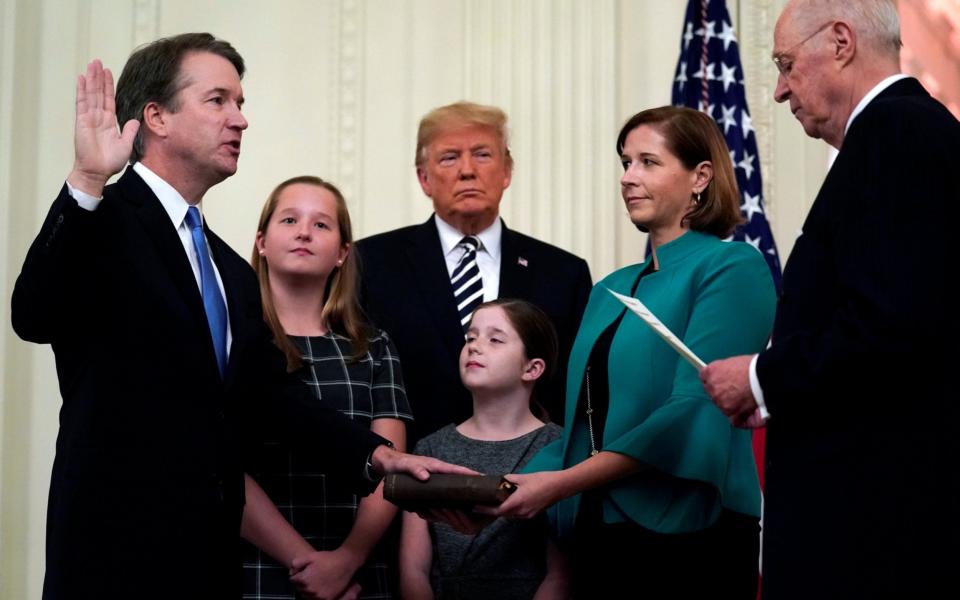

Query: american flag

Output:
[674, 7, 777, 588]
[672, 0, 782, 295]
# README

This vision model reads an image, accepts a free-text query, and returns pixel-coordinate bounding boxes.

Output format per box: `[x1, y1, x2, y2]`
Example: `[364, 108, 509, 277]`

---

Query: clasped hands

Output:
[287, 547, 362, 600]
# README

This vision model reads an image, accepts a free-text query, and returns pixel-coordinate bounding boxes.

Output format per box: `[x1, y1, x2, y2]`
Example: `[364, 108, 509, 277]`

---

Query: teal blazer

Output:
[525, 230, 776, 536]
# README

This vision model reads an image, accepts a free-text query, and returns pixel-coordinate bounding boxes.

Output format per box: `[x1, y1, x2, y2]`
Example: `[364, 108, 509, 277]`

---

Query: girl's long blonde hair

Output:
[251, 176, 369, 371]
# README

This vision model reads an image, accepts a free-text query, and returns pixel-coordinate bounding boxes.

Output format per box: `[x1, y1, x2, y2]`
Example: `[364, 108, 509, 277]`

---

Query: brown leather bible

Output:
[384, 473, 516, 511]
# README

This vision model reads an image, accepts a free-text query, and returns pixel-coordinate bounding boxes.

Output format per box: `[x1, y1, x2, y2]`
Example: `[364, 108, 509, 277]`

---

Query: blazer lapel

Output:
[119, 169, 224, 381]
[120, 169, 209, 332]
[405, 216, 469, 357]
[498, 221, 533, 300]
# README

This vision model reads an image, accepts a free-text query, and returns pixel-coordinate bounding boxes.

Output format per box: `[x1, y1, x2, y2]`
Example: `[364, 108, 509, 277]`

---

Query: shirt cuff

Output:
[66, 181, 102, 211]
[749, 354, 770, 422]
[363, 440, 395, 483]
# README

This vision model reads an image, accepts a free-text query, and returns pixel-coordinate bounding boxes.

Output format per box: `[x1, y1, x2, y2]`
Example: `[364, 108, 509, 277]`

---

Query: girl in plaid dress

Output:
[241, 176, 412, 599]
[399, 299, 569, 599]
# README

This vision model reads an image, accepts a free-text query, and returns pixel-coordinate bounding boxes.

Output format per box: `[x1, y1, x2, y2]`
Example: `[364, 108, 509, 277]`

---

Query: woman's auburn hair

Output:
[251, 175, 370, 371]
[616, 105, 744, 238]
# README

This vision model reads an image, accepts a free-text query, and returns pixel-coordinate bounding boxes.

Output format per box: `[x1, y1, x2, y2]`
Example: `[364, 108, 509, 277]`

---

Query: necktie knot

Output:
[185, 206, 203, 232]
[459, 236, 481, 253]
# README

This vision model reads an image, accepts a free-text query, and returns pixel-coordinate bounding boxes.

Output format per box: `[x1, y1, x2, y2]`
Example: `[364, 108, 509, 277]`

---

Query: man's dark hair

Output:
[115, 33, 245, 163]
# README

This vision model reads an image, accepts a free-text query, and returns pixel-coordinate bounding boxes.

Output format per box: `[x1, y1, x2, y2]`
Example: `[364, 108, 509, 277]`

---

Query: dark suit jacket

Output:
[357, 215, 591, 443]
[756, 78, 960, 598]
[12, 169, 385, 599]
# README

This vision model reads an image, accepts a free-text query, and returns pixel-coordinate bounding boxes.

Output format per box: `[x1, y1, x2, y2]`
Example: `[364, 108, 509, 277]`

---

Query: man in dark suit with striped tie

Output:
[358, 102, 592, 443]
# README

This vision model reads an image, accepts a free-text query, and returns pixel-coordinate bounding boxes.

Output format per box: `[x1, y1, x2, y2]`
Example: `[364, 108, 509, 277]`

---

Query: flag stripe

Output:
[672, 5, 782, 594]
[673, 0, 783, 295]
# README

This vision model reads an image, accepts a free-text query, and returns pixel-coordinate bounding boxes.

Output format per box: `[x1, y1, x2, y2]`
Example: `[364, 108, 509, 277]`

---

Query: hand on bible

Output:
[494, 472, 565, 520]
[371, 444, 477, 481]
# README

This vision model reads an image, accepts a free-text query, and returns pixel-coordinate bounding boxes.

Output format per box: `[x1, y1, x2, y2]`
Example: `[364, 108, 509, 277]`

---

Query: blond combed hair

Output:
[251, 176, 370, 371]
[415, 101, 513, 167]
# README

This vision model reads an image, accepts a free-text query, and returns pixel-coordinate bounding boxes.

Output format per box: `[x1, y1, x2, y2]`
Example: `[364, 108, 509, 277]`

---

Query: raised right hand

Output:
[67, 59, 140, 196]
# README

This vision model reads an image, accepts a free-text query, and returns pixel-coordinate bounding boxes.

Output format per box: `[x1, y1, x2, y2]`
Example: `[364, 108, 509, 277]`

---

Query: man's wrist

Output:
[66, 169, 109, 198]
[749, 354, 770, 421]
[364, 440, 395, 482]
[65, 180, 103, 211]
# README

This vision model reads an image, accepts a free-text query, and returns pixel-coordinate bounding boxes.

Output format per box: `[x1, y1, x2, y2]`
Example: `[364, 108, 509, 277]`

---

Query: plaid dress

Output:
[242, 330, 412, 599]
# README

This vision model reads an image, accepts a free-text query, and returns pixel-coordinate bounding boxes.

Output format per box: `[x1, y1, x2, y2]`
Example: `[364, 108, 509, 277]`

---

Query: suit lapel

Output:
[498, 221, 533, 300]
[119, 168, 226, 382]
[405, 216, 469, 357]
[120, 169, 209, 333]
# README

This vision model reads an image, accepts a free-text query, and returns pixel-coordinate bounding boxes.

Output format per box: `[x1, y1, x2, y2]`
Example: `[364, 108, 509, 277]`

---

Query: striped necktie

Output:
[185, 206, 228, 377]
[451, 236, 484, 331]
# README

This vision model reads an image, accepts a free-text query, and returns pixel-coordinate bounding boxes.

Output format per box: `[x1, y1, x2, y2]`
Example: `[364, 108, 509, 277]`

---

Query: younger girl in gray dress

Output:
[399, 299, 569, 600]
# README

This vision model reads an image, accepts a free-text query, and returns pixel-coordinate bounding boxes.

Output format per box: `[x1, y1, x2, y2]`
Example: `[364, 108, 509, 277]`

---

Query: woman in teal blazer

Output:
[496, 106, 776, 598]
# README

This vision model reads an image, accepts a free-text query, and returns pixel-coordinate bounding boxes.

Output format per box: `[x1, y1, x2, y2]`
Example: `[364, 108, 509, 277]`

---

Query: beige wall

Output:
[0, 0, 828, 596]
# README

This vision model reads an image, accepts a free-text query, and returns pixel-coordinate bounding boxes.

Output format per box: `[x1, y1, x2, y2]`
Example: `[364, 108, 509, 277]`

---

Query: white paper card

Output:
[606, 287, 707, 372]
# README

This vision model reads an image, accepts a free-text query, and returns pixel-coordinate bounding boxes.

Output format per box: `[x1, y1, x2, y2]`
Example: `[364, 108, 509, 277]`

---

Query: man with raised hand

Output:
[12, 33, 467, 599]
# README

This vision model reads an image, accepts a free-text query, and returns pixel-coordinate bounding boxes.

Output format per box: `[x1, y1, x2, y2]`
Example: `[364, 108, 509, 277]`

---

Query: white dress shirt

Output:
[435, 214, 502, 302]
[66, 162, 233, 356]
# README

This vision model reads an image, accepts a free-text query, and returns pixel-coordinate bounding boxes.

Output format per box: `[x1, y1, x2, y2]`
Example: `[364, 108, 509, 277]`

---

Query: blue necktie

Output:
[185, 206, 228, 377]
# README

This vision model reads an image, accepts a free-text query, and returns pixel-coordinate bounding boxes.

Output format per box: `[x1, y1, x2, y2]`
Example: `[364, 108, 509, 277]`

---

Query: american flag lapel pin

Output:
[517, 256, 528, 267]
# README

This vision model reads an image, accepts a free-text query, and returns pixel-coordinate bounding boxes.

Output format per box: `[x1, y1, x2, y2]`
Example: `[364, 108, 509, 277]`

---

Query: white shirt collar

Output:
[434, 214, 502, 261]
[133, 161, 200, 229]
[845, 74, 908, 135]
